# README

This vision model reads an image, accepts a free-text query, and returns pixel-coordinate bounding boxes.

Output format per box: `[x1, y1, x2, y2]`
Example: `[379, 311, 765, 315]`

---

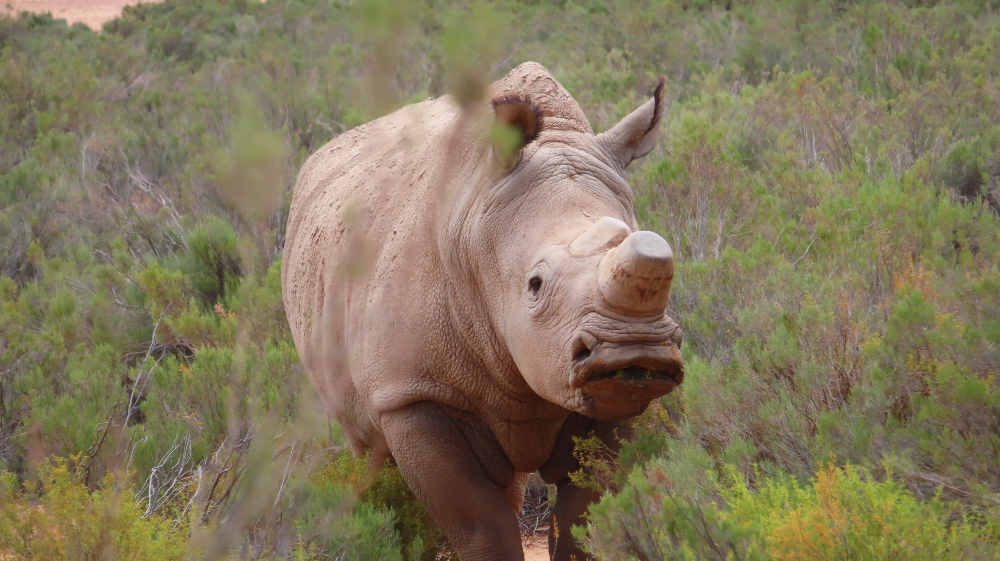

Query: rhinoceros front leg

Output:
[381, 401, 525, 561]
[539, 413, 629, 561]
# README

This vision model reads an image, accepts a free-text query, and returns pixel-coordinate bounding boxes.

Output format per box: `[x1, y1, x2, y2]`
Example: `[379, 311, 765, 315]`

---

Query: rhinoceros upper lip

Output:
[569, 343, 682, 390]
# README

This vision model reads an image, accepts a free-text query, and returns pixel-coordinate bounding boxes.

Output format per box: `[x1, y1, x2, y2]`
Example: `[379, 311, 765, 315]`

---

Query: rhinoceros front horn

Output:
[597, 231, 674, 316]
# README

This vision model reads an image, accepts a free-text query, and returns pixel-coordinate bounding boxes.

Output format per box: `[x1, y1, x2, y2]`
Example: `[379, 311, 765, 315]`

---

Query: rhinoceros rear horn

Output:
[595, 77, 665, 169]
[492, 99, 538, 168]
[598, 231, 674, 317]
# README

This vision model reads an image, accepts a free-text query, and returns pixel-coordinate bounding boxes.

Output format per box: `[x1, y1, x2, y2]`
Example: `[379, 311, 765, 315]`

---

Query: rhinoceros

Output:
[282, 62, 683, 561]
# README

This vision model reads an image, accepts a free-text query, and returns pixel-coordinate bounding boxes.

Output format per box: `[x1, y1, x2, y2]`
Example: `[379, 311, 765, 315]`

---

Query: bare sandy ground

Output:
[523, 540, 549, 561]
[1, 0, 161, 30]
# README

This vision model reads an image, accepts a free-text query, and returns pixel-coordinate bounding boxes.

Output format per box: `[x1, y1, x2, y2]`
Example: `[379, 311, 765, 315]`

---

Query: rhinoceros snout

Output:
[597, 231, 674, 317]
[568, 335, 683, 420]
[566, 307, 683, 420]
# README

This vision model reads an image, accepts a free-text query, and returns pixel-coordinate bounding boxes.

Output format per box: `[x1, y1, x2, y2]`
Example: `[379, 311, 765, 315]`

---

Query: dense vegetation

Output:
[1, 0, 999, 558]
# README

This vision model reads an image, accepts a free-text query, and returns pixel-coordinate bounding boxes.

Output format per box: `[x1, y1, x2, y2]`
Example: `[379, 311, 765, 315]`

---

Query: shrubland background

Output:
[1, 0, 1000, 558]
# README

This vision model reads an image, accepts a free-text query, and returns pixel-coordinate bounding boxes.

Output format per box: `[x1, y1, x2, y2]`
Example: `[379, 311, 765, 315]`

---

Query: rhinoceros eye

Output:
[528, 276, 543, 295]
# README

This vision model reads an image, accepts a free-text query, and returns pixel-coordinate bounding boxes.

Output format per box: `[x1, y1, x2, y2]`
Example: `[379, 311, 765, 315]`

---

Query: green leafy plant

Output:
[0, 459, 185, 560]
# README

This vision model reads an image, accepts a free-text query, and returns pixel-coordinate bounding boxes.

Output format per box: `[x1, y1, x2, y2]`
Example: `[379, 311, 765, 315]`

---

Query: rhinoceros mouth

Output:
[569, 343, 683, 389]
[567, 341, 682, 420]
[580, 364, 680, 398]
[586, 365, 677, 384]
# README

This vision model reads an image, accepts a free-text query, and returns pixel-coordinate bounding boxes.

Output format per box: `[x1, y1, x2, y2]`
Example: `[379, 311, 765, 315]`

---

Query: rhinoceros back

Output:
[282, 97, 467, 430]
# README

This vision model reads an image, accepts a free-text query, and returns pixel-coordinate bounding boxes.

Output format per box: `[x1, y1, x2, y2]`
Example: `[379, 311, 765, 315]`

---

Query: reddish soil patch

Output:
[523, 539, 549, 561]
[1, 0, 161, 30]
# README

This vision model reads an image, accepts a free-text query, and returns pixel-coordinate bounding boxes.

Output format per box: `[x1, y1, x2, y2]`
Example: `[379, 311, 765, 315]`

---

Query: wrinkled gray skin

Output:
[282, 62, 683, 561]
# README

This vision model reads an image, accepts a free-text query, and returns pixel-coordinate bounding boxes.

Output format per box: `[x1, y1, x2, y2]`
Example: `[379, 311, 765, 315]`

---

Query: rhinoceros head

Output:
[454, 63, 683, 421]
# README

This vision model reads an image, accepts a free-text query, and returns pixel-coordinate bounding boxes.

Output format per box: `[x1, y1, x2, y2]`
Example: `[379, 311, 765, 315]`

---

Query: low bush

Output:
[0, 459, 185, 560]
[728, 462, 1000, 560]
[579, 460, 1000, 560]
[313, 452, 451, 561]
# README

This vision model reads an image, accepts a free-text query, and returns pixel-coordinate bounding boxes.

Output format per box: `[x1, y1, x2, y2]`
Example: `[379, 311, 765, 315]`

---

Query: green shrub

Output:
[182, 214, 243, 305]
[725, 462, 1000, 560]
[578, 461, 1000, 560]
[314, 452, 451, 561]
[0, 460, 185, 560]
[292, 478, 404, 561]
[579, 461, 764, 561]
[939, 141, 987, 201]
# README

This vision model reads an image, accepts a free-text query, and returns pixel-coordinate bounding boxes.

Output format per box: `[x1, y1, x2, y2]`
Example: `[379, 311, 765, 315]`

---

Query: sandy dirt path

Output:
[1, 0, 162, 30]
[523, 540, 549, 561]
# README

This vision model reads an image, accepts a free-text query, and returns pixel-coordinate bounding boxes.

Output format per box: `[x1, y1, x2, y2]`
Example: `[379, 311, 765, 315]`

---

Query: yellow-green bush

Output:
[766, 465, 997, 559]
[733, 463, 1000, 559]
[579, 461, 1000, 560]
[0, 461, 185, 560]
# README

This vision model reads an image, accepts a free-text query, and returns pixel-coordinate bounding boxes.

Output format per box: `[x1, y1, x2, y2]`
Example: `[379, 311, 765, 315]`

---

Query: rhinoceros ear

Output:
[491, 100, 538, 169]
[596, 77, 666, 169]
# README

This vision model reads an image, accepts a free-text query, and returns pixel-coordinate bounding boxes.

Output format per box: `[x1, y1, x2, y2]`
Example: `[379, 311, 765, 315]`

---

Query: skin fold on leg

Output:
[382, 401, 525, 561]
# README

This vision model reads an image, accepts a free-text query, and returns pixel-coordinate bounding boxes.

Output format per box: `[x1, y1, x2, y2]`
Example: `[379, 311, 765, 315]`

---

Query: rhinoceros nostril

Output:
[571, 332, 598, 364]
[573, 341, 591, 364]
